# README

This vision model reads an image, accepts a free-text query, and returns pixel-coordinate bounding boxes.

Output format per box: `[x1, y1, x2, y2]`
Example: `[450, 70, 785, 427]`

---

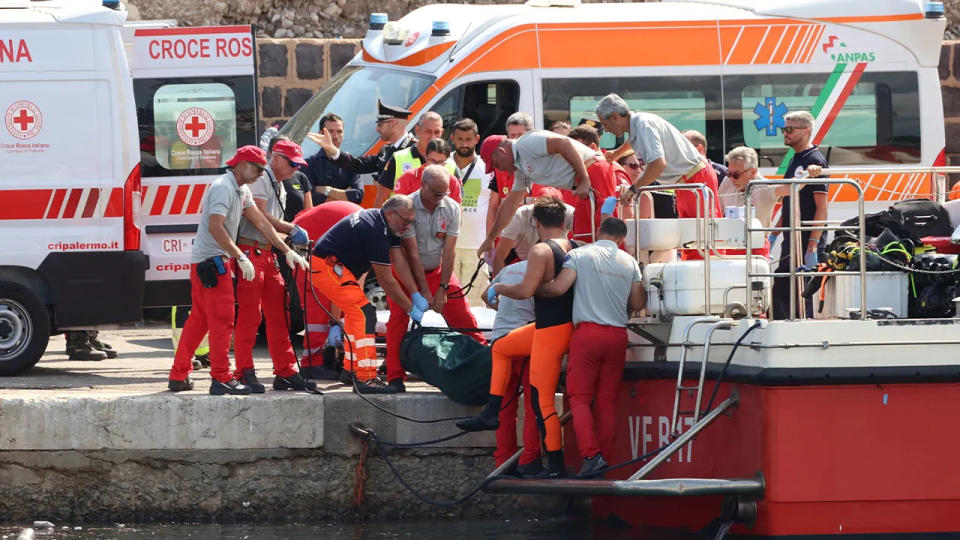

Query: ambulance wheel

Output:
[0, 283, 50, 376]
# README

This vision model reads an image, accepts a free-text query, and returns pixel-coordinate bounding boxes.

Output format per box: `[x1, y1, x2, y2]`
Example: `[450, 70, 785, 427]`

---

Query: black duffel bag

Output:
[889, 199, 953, 238]
[400, 325, 490, 406]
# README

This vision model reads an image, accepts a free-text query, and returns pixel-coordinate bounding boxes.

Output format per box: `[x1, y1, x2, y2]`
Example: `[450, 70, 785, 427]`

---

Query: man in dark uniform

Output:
[306, 100, 415, 192]
[371, 111, 445, 207]
[302, 113, 363, 206]
[771, 110, 829, 320]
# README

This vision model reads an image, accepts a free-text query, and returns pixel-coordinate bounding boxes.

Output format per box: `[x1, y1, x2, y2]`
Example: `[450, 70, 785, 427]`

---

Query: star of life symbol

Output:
[176, 107, 215, 146]
[5, 100, 43, 140]
[753, 97, 788, 136]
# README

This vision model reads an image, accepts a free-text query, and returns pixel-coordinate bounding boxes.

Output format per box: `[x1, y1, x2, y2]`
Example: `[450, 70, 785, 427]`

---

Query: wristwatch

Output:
[438, 283, 449, 290]
[323, 186, 332, 197]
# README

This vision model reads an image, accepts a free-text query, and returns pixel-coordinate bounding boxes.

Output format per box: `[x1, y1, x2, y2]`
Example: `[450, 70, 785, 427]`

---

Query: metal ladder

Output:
[670, 316, 735, 438]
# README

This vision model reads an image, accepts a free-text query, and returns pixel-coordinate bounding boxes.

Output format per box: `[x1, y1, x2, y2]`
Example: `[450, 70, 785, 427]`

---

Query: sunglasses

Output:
[424, 182, 450, 197]
[781, 126, 809, 134]
[624, 162, 641, 170]
[283, 156, 301, 168]
[729, 170, 748, 180]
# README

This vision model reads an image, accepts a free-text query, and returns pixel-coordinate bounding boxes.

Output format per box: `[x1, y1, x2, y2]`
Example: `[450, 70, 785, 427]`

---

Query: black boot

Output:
[87, 331, 118, 359]
[274, 372, 318, 392]
[456, 395, 502, 432]
[529, 450, 565, 479]
[238, 369, 266, 394]
[576, 453, 608, 479]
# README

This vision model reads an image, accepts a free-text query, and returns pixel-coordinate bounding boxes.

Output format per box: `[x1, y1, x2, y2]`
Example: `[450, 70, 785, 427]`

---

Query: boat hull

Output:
[576, 367, 960, 537]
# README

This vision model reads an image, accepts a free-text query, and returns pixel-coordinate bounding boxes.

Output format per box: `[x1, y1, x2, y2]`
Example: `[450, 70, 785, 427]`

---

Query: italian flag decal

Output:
[776, 61, 869, 174]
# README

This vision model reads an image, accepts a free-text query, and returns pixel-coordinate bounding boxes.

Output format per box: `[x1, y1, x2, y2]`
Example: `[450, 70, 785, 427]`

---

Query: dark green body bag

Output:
[400, 326, 490, 406]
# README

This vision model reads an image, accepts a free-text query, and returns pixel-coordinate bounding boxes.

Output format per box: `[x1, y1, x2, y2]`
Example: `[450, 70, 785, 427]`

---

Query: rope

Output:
[447, 257, 487, 300]
[354, 437, 369, 508]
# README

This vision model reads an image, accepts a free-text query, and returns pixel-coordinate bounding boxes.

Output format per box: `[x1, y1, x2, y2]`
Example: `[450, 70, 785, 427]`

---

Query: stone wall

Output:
[257, 38, 361, 128]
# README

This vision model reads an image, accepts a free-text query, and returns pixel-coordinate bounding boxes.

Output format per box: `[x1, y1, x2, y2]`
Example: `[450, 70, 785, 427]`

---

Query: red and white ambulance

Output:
[0, 0, 257, 374]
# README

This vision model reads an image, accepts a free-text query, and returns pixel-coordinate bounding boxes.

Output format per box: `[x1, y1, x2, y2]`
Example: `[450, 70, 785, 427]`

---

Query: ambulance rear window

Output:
[135, 76, 257, 178]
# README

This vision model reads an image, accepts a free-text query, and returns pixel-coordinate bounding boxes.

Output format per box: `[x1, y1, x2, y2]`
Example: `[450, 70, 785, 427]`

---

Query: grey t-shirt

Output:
[510, 130, 599, 193]
[500, 203, 575, 261]
[192, 170, 255, 263]
[564, 239, 642, 327]
[490, 260, 535, 340]
[401, 191, 461, 271]
[628, 112, 701, 184]
[237, 166, 286, 243]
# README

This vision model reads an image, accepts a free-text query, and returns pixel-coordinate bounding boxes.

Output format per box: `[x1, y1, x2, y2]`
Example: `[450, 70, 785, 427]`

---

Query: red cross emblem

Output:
[5, 100, 43, 140]
[176, 107, 215, 146]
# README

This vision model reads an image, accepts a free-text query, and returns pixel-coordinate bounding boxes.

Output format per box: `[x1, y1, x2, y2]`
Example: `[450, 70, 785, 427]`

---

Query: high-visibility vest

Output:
[392, 148, 423, 182]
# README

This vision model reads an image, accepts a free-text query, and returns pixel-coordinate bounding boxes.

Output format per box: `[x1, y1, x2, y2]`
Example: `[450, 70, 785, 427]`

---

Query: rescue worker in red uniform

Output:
[458, 196, 578, 478]
[311, 195, 428, 394]
[232, 139, 314, 393]
[385, 166, 486, 393]
[568, 125, 631, 243]
[290, 200, 364, 380]
[538, 217, 646, 478]
[167, 146, 308, 395]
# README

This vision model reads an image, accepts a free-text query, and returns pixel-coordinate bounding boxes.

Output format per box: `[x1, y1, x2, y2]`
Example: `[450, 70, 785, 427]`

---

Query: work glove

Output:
[289, 225, 310, 247]
[600, 195, 618, 216]
[411, 291, 430, 313]
[408, 304, 425, 324]
[803, 250, 818, 269]
[486, 285, 500, 307]
[325, 324, 343, 348]
[236, 254, 255, 282]
[285, 250, 309, 271]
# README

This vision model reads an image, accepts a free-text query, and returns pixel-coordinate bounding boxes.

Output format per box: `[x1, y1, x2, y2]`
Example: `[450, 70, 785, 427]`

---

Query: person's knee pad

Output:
[360, 303, 377, 335]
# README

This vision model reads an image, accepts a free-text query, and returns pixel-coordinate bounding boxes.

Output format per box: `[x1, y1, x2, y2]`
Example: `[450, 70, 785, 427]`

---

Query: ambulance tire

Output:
[0, 283, 50, 376]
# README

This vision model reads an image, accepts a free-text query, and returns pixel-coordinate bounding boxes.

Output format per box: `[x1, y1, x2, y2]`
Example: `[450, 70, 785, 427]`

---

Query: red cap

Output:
[226, 145, 267, 168]
[480, 134, 506, 174]
[272, 139, 308, 166]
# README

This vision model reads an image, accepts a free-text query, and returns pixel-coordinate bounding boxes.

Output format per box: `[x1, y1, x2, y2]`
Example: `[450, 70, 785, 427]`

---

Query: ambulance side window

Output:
[134, 77, 257, 178]
[431, 81, 520, 142]
[541, 76, 723, 162]
[722, 72, 920, 167]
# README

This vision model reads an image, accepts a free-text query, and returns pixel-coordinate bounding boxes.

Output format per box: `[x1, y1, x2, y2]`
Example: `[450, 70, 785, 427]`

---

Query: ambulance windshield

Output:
[283, 66, 434, 158]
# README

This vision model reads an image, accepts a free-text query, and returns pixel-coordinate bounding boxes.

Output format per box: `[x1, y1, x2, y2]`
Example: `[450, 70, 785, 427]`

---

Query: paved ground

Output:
[0, 323, 436, 397]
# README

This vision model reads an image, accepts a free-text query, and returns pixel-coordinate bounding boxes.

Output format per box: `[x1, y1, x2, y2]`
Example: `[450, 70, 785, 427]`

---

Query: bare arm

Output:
[390, 244, 421, 296]
[399, 237, 430, 299]
[242, 204, 292, 253]
[807, 191, 829, 248]
[605, 141, 633, 163]
[479, 189, 525, 257]
[496, 244, 549, 300]
[493, 235, 517, 276]
[434, 234, 459, 312]
[487, 191, 501, 235]
[208, 214, 244, 259]
[252, 197, 295, 234]
[302, 190, 313, 211]
[372, 262, 413, 313]
[633, 157, 666, 188]
[536, 266, 576, 297]
[546, 136, 591, 197]
[628, 281, 647, 313]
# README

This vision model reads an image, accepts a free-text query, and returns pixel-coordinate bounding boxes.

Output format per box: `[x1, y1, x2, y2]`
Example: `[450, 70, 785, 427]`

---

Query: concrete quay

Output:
[0, 326, 566, 524]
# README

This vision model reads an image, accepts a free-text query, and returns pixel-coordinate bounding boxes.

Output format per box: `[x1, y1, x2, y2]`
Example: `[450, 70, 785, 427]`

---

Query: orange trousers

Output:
[309, 257, 379, 380]
[489, 322, 574, 453]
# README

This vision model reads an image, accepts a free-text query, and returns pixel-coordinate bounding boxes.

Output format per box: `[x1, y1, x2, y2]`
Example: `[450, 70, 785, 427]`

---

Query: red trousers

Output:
[233, 246, 297, 379]
[169, 261, 235, 383]
[386, 267, 485, 382]
[566, 322, 628, 459]
[295, 266, 334, 367]
[494, 354, 542, 467]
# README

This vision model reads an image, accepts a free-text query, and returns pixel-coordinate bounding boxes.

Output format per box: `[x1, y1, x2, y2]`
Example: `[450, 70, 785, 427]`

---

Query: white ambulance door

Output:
[130, 26, 257, 307]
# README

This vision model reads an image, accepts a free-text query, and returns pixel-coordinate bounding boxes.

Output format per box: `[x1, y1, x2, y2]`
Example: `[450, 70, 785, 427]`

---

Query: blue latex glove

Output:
[325, 324, 343, 348]
[600, 195, 618, 215]
[289, 225, 309, 246]
[486, 285, 500, 306]
[768, 234, 778, 249]
[803, 250, 818, 268]
[411, 291, 429, 312]
[408, 304, 425, 323]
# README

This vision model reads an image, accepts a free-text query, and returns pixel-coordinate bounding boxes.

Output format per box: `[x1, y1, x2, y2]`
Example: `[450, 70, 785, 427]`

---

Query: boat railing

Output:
[745, 176, 867, 320]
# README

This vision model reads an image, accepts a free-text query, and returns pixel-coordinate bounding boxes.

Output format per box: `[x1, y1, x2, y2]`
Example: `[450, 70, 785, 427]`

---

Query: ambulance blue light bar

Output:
[369, 13, 388, 30]
[925, 2, 945, 18]
[431, 21, 450, 37]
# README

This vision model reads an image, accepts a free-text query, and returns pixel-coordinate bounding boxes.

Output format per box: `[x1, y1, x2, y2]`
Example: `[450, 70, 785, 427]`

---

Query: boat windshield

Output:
[281, 66, 434, 158]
